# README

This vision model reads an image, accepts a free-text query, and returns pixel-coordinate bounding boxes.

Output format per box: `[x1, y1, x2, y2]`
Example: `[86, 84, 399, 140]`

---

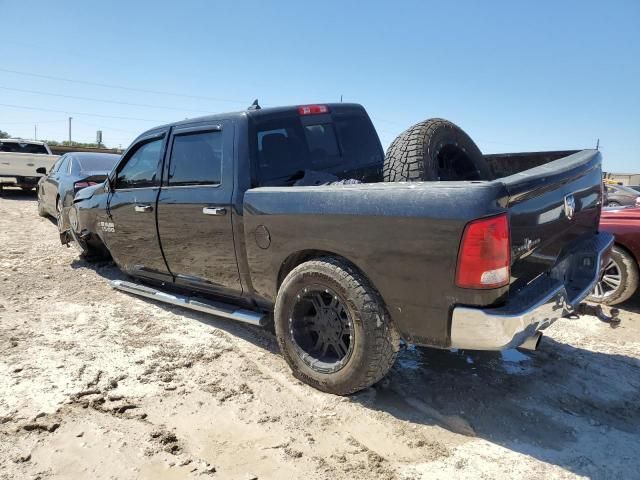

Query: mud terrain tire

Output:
[275, 257, 400, 395]
[384, 118, 492, 182]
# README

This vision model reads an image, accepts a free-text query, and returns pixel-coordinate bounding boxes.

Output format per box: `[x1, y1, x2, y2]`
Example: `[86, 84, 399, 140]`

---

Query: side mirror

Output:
[36, 167, 47, 175]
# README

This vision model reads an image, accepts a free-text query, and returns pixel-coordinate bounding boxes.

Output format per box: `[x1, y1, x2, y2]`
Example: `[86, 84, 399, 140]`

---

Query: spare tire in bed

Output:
[383, 118, 493, 182]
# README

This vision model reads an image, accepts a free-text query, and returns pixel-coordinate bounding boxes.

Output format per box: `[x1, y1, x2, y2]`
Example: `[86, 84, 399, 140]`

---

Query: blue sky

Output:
[1, 0, 638, 172]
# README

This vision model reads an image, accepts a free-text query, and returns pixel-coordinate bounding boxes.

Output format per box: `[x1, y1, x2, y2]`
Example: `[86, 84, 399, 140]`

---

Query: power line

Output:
[0, 103, 167, 122]
[0, 67, 248, 104]
[0, 119, 67, 125]
[0, 85, 221, 114]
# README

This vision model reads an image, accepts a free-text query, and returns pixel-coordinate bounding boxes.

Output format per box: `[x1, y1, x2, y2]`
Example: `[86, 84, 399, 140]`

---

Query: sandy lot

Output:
[1, 189, 639, 480]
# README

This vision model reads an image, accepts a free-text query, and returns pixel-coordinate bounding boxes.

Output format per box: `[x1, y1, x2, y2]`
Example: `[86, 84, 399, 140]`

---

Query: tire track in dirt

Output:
[2, 190, 640, 480]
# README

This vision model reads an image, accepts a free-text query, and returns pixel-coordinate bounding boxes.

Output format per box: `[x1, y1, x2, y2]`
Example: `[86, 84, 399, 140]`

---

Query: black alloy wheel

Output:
[289, 286, 354, 374]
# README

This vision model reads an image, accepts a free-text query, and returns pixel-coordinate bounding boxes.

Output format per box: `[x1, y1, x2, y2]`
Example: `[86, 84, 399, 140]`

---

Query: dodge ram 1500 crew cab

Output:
[64, 103, 612, 395]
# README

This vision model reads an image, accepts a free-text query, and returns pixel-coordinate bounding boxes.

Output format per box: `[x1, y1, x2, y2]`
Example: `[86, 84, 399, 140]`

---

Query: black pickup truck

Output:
[63, 103, 613, 395]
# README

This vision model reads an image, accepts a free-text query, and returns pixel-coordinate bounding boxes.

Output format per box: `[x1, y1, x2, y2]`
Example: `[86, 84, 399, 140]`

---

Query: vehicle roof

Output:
[0, 138, 47, 145]
[65, 152, 120, 159]
[609, 184, 640, 195]
[133, 103, 366, 142]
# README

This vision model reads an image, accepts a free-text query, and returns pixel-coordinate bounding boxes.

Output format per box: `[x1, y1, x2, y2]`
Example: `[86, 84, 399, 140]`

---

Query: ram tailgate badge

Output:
[564, 194, 576, 220]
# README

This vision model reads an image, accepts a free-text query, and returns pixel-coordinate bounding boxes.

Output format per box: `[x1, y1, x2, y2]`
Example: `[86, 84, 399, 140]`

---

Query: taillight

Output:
[298, 104, 329, 115]
[456, 213, 510, 289]
[74, 181, 98, 190]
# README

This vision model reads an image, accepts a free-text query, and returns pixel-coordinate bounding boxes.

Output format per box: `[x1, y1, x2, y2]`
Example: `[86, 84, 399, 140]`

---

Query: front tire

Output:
[275, 257, 400, 395]
[588, 246, 638, 305]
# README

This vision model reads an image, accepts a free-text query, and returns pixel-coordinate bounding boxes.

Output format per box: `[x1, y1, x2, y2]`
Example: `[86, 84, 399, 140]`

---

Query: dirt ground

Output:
[1, 189, 639, 480]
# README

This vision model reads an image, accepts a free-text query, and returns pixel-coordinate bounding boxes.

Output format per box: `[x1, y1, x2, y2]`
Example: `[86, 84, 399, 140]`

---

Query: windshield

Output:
[252, 111, 383, 186]
[0, 141, 48, 154]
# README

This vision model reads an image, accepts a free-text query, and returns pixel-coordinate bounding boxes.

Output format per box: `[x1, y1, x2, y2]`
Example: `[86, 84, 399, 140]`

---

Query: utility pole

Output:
[34, 125, 37, 140]
[68, 117, 72, 145]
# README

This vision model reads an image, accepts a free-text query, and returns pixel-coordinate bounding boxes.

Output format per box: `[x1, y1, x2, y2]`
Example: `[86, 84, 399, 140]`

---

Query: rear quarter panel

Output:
[242, 182, 508, 347]
[599, 209, 640, 263]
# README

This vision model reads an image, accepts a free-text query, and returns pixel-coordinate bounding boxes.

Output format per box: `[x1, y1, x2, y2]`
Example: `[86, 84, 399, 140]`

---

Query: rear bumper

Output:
[0, 175, 40, 186]
[450, 232, 614, 350]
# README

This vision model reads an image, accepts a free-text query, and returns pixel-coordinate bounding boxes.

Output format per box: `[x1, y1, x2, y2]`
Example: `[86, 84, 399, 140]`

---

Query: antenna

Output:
[596, 138, 600, 150]
[248, 99, 261, 110]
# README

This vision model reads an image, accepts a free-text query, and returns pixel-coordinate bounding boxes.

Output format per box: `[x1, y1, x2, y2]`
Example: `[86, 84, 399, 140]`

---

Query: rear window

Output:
[0, 141, 48, 154]
[252, 111, 383, 186]
[76, 155, 119, 172]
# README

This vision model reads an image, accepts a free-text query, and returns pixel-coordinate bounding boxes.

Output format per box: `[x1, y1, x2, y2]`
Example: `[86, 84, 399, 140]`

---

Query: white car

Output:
[0, 138, 59, 191]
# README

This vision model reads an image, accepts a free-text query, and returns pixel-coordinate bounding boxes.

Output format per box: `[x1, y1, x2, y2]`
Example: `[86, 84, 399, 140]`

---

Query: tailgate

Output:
[502, 150, 603, 291]
[0, 153, 55, 177]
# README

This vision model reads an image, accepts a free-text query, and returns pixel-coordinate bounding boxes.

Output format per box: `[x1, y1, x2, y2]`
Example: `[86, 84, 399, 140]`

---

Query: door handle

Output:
[134, 204, 153, 213]
[202, 207, 226, 216]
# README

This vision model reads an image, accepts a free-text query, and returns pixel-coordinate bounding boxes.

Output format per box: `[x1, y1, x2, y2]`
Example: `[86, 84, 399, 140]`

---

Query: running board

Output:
[110, 280, 266, 327]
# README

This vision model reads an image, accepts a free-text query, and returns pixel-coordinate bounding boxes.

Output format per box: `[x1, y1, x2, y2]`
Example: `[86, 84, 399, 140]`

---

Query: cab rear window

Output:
[252, 111, 383, 186]
[0, 142, 48, 154]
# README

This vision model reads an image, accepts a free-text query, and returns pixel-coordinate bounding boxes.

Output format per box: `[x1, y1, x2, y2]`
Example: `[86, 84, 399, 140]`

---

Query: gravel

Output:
[1, 188, 639, 479]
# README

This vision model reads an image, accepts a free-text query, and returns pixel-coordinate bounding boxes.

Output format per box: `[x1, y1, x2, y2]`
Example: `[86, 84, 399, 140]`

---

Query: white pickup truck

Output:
[0, 139, 60, 191]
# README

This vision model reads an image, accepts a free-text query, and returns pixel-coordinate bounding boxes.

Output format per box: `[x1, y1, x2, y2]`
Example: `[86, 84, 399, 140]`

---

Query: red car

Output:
[588, 206, 640, 305]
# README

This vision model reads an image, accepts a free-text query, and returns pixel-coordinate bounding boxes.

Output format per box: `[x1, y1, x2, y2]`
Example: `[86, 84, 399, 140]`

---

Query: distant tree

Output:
[0, 129, 10, 139]
[42, 140, 103, 148]
[62, 141, 103, 148]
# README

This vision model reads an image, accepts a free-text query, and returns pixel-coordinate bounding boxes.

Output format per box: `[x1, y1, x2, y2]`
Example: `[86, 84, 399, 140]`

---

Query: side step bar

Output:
[110, 280, 266, 327]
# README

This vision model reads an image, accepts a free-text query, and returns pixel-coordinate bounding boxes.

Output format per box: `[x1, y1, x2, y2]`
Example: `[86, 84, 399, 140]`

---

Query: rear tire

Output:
[37, 193, 48, 217]
[275, 257, 400, 395]
[55, 196, 65, 230]
[384, 118, 492, 182]
[587, 246, 638, 305]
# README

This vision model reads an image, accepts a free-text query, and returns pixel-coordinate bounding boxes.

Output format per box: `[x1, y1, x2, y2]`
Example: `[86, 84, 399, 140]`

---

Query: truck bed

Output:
[242, 149, 604, 347]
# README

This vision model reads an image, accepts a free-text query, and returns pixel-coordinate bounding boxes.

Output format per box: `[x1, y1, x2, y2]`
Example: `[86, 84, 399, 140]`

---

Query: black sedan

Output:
[37, 152, 120, 226]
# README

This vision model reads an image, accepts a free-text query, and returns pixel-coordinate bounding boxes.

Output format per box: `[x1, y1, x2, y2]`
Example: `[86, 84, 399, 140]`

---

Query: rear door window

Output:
[49, 155, 66, 174]
[56, 156, 70, 175]
[167, 130, 222, 186]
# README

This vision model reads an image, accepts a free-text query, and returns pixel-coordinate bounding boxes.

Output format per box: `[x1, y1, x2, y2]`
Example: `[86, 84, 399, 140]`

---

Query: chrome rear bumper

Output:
[450, 232, 614, 350]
